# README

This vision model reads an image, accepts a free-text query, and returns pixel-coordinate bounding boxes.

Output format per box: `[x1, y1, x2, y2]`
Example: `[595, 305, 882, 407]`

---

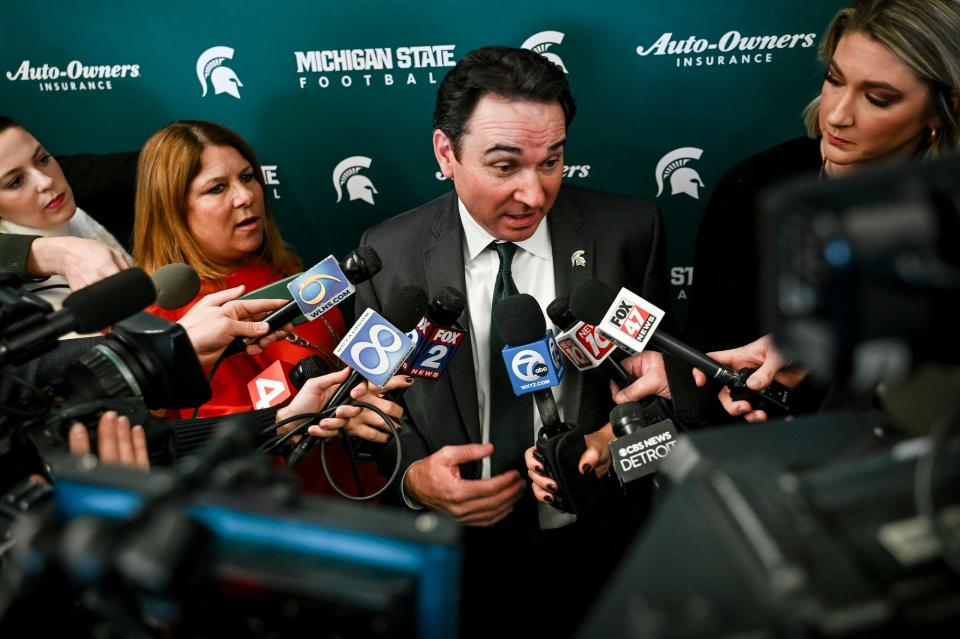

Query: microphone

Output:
[492, 293, 597, 514]
[246, 360, 295, 410]
[286, 286, 426, 469]
[569, 278, 792, 417]
[151, 263, 201, 311]
[546, 295, 633, 388]
[0, 268, 156, 366]
[493, 293, 565, 428]
[608, 401, 680, 487]
[427, 285, 467, 327]
[224, 246, 383, 357]
[289, 354, 331, 390]
[264, 246, 383, 331]
[405, 286, 467, 380]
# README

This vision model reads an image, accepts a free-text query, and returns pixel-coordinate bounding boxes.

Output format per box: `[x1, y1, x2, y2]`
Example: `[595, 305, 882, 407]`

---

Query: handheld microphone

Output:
[225, 247, 383, 356]
[402, 286, 467, 371]
[493, 294, 597, 514]
[289, 354, 331, 390]
[608, 402, 680, 487]
[405, 286, 467, 380]
[570, 278, 792, 417]
[152, 263, 201, 311]
[493, 294, 565, 427]
[380, 286, 466, 448]
[547, 295, 632, 388]
[0, 268, 156, 367]
[286, 286, 426, 469]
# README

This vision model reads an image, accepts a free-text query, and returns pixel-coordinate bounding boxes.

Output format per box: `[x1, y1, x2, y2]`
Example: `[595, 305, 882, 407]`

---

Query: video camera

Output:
[0, 427, 461, 638]
[580, 151, 960, 638]
[0, 267, 209, 491]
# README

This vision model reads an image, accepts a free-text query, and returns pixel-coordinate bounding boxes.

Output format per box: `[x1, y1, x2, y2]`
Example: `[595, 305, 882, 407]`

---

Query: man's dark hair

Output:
[433, 46, 576, 158]
[0, 116, 21, 134]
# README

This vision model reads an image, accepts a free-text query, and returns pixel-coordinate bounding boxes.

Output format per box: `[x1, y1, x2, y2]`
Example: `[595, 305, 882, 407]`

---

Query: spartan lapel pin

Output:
[571, 250, 586, 267]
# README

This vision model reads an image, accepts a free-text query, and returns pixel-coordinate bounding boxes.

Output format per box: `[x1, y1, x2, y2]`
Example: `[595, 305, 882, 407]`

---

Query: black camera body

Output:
[1, 268, 209, 491]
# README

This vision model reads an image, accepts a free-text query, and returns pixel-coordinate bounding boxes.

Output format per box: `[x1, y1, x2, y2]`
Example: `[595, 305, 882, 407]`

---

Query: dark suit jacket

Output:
[355, 185, 671, 485]
[58, 151, 140, 250]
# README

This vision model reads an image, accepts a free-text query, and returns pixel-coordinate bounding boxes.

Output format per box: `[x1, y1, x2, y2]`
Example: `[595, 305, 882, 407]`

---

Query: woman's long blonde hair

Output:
[802, 0, 960, 159]
[133, 120, 300, 280]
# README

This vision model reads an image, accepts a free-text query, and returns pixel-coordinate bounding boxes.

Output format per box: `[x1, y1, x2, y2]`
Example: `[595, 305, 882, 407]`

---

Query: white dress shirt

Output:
[458, 199, 575, 529]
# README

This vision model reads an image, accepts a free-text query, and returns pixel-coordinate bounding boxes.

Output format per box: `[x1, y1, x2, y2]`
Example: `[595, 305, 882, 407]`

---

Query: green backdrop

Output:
[1, 0, 846, 324]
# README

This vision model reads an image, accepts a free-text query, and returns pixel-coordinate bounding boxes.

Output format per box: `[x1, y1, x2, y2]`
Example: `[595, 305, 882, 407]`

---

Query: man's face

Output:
[434, 94, 566, 242]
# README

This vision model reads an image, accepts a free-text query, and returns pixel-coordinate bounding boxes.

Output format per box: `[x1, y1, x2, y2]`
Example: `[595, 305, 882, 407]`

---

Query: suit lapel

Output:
[423, 193, 482, 444]
[548, 189, 594, 424]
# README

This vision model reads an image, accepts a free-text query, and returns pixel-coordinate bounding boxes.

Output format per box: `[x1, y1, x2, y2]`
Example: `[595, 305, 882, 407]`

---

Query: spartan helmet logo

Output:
[521, 31, 569, 74]
[196, 45, 243, 99]
[333, 156, 378, 205]
[655, 147, 705, 200]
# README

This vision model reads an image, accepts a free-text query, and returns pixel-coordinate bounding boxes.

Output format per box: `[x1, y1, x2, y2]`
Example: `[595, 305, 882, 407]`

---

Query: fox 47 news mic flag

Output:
[591, 283, 791, 416]
[597, 288, 667, 355]
[335, 308, 415, 388]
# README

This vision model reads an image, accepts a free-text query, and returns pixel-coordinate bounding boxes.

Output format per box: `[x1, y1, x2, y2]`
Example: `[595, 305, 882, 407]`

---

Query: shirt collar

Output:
[458, 197, 551, 263]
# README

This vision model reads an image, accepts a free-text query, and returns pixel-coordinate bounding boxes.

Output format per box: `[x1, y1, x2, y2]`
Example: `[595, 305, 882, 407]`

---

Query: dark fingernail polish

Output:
[405, 377, 414, 383]
[582, 464, 592, 474]
[532, 451, 544, 463]
[547, 483, 558, 494]
[544, 495, 554, 504]
[534, 465, 545, 475]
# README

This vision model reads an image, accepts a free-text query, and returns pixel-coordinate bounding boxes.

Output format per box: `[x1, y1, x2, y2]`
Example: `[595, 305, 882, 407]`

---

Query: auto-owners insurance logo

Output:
[6, 58, 140, 93]
[636, 28, 816, 69]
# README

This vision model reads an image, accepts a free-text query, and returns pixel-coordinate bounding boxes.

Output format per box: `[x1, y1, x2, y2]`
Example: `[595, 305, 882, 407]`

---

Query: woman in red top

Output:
[132, 120, 407, 449]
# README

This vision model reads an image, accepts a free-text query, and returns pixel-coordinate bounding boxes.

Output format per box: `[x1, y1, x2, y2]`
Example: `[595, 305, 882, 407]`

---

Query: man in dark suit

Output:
[355, 46, 670, 636]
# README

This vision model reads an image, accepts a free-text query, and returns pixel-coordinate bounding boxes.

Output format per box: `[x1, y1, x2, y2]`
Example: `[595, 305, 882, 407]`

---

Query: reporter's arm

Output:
[1, 233, 39, 279]
[343, 374, 415, 443]
[692, 334, 808, 422]
[177, 285, 290, 366]
[276, 368, 363, 442]
[25, 236, 130, 290]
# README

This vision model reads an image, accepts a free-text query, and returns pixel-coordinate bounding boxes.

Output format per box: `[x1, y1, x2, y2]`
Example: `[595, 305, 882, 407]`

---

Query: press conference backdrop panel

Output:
[0, 0, 846, 323]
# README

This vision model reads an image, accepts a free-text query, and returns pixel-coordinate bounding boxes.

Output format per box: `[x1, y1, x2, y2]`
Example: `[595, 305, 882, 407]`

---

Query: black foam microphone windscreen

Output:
[152, 263, 201, 310]
[430, 286, 467, 326]
[493, 293, 545, 346]
[63, 267, 156, 333]
[382, 285, 429, 333]
[568, 277, 616, 328]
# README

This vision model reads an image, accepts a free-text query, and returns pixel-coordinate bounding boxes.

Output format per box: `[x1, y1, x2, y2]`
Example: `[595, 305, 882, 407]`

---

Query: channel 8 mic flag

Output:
[502, 330, 565, 395]
[287, 255, 356, 321]
[335, 308, 415, 387]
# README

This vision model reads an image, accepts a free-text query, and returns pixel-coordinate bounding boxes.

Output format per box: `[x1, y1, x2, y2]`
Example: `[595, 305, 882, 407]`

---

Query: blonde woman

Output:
[682, 0, 960, 421]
